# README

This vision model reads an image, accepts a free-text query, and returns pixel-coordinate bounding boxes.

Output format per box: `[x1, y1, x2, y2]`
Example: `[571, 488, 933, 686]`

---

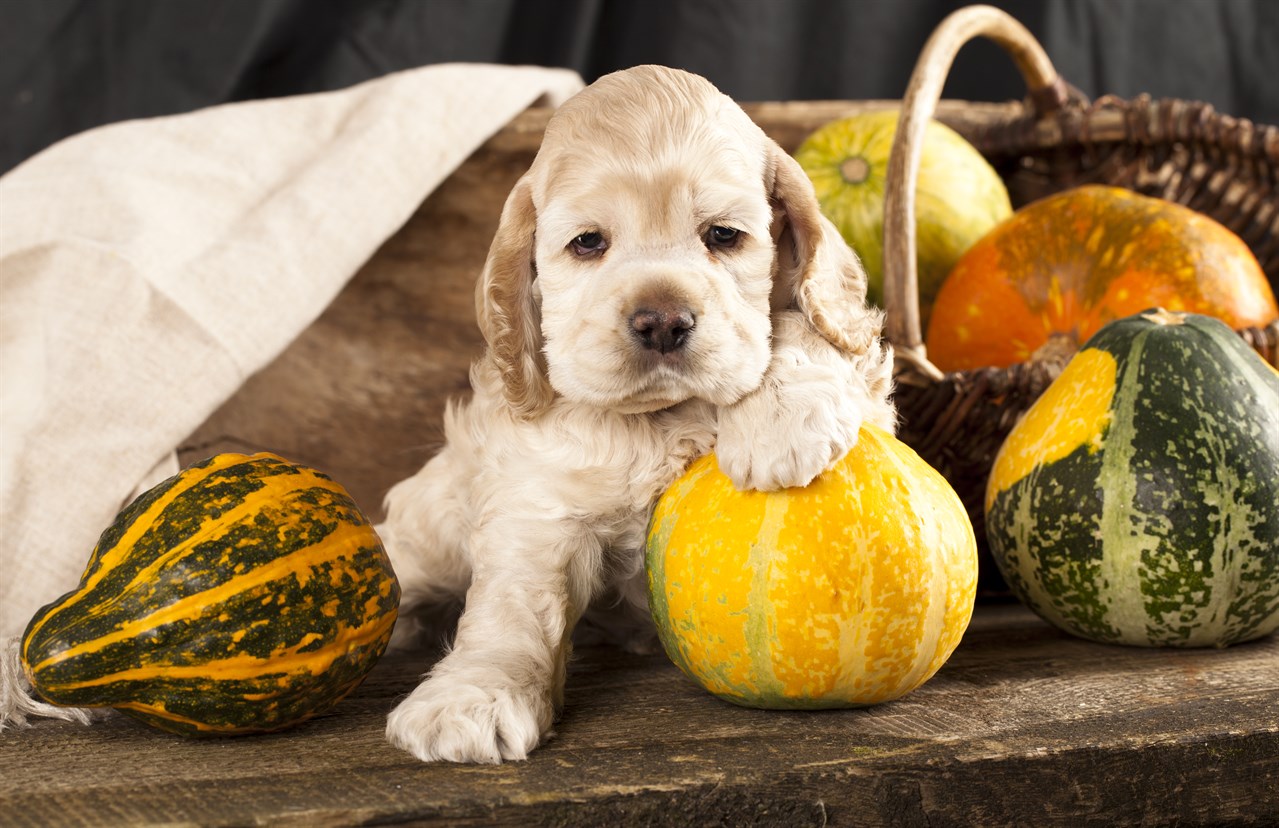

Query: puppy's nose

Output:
[629, 307, 696, 354]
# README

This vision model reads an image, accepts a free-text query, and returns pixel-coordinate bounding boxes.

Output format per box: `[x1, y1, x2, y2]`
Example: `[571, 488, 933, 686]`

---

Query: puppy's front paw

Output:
[717, 354, 864, 492]
[386, 676, 550, 764]
[718, 394, 861, 491]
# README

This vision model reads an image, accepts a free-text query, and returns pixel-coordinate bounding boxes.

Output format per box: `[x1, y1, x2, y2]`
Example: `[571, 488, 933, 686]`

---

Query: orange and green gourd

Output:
[645, 424, 977, 708]
[21, 453, 400, 736]
[926, 185, 1279, 372]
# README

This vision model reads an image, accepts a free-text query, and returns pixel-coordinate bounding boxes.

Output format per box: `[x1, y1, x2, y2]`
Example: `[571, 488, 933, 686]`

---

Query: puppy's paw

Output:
[718, 393, 861, 491]
[386, 676, 550, 764]
[717, 352, 864, 492]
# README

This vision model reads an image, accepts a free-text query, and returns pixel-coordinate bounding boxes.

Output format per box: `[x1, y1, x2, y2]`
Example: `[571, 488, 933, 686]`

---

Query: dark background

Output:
[2, 0, 1277, 176]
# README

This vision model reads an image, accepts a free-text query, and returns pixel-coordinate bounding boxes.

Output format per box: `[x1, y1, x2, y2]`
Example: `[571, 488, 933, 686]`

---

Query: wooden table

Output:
[3, 604, 1276, 826]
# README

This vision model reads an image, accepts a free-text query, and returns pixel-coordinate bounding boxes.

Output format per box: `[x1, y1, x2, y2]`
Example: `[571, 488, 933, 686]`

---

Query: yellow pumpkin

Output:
[794, 110, 1012, 317]
[645, 425, 977, 709]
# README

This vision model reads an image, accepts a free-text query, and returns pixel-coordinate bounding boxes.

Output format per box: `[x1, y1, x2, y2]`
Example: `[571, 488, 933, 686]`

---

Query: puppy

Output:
[380, 65, 894, 763]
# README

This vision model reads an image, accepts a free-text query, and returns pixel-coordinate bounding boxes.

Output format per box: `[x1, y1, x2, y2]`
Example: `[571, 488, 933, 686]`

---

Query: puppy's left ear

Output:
[767, 143, 883, 356]
[475, 174, 556, 417]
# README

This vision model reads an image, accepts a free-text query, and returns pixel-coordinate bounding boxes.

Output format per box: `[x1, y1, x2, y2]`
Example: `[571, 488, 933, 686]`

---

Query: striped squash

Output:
[20, 453, 400, 735]
[646, 425, 977, 709]
[986, 309, 1279, 647]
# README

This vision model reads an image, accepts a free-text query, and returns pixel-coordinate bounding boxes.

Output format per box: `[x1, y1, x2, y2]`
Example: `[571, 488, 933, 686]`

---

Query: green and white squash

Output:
[21, 452, 400, 735]
[985, 309, 1279, 647]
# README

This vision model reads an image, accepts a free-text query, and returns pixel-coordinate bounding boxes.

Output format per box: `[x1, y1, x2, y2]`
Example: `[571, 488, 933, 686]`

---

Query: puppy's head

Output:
[477, 65, 879, 417]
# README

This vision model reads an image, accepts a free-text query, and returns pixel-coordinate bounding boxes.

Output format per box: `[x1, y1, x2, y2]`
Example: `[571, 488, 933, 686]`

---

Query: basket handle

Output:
[882, 4, 1068, 380]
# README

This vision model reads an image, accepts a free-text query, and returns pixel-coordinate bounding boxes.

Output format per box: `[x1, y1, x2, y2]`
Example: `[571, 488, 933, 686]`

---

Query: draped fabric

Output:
[0, 63, 583, 639]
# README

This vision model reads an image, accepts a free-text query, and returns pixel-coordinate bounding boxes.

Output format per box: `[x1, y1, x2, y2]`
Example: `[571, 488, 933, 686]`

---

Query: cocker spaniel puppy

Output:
[380, 65, 894, 763]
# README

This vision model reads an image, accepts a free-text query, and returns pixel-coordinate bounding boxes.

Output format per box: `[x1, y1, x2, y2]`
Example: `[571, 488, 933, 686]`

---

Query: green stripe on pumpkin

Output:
[742, 493, 788, 704]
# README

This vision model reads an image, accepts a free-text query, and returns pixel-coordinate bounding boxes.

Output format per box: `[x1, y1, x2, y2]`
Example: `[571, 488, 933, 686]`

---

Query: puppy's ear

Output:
[768, 143, 883, 356]
[475, 175, 555, 417]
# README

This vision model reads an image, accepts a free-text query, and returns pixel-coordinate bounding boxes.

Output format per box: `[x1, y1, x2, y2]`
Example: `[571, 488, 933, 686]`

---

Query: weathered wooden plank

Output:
[176, 139, 521, 519]
[3, 606, 1276, 826]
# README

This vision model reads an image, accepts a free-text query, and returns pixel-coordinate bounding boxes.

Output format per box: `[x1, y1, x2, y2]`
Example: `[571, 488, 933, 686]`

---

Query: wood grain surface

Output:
[3, 605, 1276, 826]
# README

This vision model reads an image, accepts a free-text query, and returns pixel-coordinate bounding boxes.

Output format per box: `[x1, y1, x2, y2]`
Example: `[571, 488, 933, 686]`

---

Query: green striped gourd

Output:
[20, 453, 400, 735]
[985, 309, 1279, 647]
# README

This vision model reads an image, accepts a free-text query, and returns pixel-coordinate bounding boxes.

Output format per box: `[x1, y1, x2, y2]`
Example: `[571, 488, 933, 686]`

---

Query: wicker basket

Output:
[878, 5, 1279, 593]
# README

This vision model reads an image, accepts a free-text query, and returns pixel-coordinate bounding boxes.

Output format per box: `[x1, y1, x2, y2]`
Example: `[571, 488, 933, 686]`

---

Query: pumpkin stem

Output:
[1030, 332, 1079, 368]
[1140, 307, 1187, 326]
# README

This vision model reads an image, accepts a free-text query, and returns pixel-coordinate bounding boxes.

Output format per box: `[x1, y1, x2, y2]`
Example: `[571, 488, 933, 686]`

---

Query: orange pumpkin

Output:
[924, 185, 1278, 372]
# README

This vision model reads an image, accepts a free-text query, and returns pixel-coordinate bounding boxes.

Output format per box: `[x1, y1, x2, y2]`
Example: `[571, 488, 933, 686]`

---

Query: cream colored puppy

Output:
[381, 65, 894, 763]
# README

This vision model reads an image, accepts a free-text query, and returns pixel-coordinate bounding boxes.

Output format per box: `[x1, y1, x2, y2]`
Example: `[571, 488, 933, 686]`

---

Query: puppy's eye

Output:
[705, 226, 740, 249]
[570, 232, 607, 257]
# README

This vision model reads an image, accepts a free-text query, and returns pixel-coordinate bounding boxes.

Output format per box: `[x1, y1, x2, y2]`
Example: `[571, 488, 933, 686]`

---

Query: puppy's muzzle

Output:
[629, 305, 696, 354]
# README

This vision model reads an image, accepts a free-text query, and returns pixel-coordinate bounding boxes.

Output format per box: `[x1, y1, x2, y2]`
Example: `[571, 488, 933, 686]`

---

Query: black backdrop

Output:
[3, 0, 1277, 175]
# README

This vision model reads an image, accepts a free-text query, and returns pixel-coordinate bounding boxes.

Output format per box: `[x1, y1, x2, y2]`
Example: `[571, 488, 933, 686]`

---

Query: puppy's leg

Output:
[385, 517, 601, 763]
[377, 444, 474, 651]
[716, 310, 894, 491]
